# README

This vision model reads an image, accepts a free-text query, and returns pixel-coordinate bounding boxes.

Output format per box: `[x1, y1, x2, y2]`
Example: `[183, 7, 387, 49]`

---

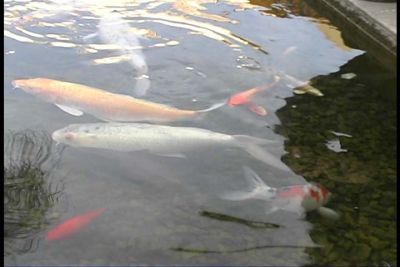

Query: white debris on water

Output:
[326, 139, 348, 153]
[330, 130, 352, 138]
[341, 73, 357, 80]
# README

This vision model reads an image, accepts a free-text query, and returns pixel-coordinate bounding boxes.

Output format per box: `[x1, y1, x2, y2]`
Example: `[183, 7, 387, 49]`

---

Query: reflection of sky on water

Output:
[4, 0, 365, 265]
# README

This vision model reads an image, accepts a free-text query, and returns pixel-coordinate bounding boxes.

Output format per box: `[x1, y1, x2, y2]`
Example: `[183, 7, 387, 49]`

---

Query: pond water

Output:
[4, 0, 396, 266]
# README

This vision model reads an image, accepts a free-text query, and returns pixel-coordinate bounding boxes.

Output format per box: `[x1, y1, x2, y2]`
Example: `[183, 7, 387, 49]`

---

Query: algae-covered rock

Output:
[275, 53, 396, 267]
[357, 215, 369, 226]
[368, 236, 389, 250]
[349, 243, 372, 261]
[327, 249, 341, 262]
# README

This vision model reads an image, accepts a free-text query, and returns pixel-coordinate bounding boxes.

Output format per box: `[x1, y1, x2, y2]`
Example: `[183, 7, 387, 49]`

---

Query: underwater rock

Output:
[349, 243, 372, 261]
[368, 236, 389, 250]
[327, 249, 341, 262]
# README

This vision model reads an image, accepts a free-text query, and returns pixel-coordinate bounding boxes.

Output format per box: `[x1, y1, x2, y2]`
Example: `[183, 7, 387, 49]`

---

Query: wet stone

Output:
[379, 194, 395, 207]
[327, 248, 342, 262]
[341, 239, 354, 251]
[357, 215, 369, 225]
[369, 251, 381, 263]
[349, 243, 372, 261]
[344, 231, 357, 243]
[369, 236, 389, 250]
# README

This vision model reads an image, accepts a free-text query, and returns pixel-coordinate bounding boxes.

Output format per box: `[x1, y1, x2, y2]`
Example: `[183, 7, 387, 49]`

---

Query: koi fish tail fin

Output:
[233, 135, 289, 172]
[196, 101, 227, 113]
[220, 166, 275, 201]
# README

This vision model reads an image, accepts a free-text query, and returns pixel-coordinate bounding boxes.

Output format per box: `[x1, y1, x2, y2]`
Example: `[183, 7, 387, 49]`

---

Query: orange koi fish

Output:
[46, 208, 106, 241]
[12, 78, 224, 122]
[221, 166, 339, 220]
[228, 76, 280, 116]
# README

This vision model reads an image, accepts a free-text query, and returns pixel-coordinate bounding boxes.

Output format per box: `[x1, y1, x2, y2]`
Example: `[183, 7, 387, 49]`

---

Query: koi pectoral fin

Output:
[55, 104, 84, 116]
[317, 207, 340, 220]
[155, 153, 187, 159]
[247, 103, 267, 116]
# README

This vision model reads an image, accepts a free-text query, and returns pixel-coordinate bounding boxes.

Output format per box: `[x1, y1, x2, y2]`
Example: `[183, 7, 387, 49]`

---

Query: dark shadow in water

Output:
[199, 210, 281, 229]
[275, 53, 396, 266]
[4, 130, 65, 256]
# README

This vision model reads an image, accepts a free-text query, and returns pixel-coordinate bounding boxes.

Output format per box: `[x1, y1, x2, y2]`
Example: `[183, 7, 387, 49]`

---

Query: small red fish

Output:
[228, 86, 267, 106]
[46, 208, 106, 241]
[227, 76, 280, 116]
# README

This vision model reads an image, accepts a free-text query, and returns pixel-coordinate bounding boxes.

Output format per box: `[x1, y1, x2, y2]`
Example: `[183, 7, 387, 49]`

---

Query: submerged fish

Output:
[98, 12, 148, 73]
[281, 73, 324, 96]
[12, 78, 223, 122]
[228, 76, 280, 116]
[95, 11, 150, 96]
[52, 123, 289, 171]
[46, 208, 106, 241]
[221, 166, 339, 219]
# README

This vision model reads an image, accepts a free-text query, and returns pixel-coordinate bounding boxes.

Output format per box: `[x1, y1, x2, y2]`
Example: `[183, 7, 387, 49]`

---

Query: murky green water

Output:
[4, 0, 396, 266]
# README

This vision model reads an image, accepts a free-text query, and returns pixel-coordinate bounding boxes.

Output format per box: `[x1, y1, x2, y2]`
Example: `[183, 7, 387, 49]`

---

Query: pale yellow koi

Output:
[12, 78, 212, 122]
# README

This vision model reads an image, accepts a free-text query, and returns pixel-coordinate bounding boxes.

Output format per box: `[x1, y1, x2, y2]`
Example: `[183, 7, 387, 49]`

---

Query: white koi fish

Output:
[12, 78, 224, 122]
[51, 123, 289, 172]
[221, 166, 340, 220]
[88, 11, 150, 96]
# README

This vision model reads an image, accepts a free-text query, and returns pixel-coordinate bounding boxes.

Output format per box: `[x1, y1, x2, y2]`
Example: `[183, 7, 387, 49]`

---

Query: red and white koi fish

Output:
[221, 166, 339, 220]
[46, 208, 106, 241]
[12, 78, 224, 122]
[228, 76, 280, 116]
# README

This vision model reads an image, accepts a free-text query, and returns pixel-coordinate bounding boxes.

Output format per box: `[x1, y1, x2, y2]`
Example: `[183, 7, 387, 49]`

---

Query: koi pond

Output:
[4, 0, 396, 266]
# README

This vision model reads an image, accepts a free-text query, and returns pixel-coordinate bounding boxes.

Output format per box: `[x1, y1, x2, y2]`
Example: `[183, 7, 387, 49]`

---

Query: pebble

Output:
[349, 243, 372, 261]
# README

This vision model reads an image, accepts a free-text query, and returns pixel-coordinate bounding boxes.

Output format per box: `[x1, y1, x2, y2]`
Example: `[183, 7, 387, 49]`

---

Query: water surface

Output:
[4, 0, 396, 266]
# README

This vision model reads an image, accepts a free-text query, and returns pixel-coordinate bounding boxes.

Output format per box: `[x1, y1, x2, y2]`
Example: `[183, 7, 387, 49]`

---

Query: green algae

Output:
[4, 130, 64, 256]
[277, 54, 396, 266]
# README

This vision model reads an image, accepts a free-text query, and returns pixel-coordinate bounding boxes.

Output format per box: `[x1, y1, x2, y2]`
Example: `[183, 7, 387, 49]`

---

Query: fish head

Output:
[296, 183, 332, 212]
[12, 78, 52, 95]
[307, 183, 332, 206]
[228, 93, 252, 106]
[51, 124, 100, 147]
[12, 79, 31, 89]
[317, 183, 332, 205]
